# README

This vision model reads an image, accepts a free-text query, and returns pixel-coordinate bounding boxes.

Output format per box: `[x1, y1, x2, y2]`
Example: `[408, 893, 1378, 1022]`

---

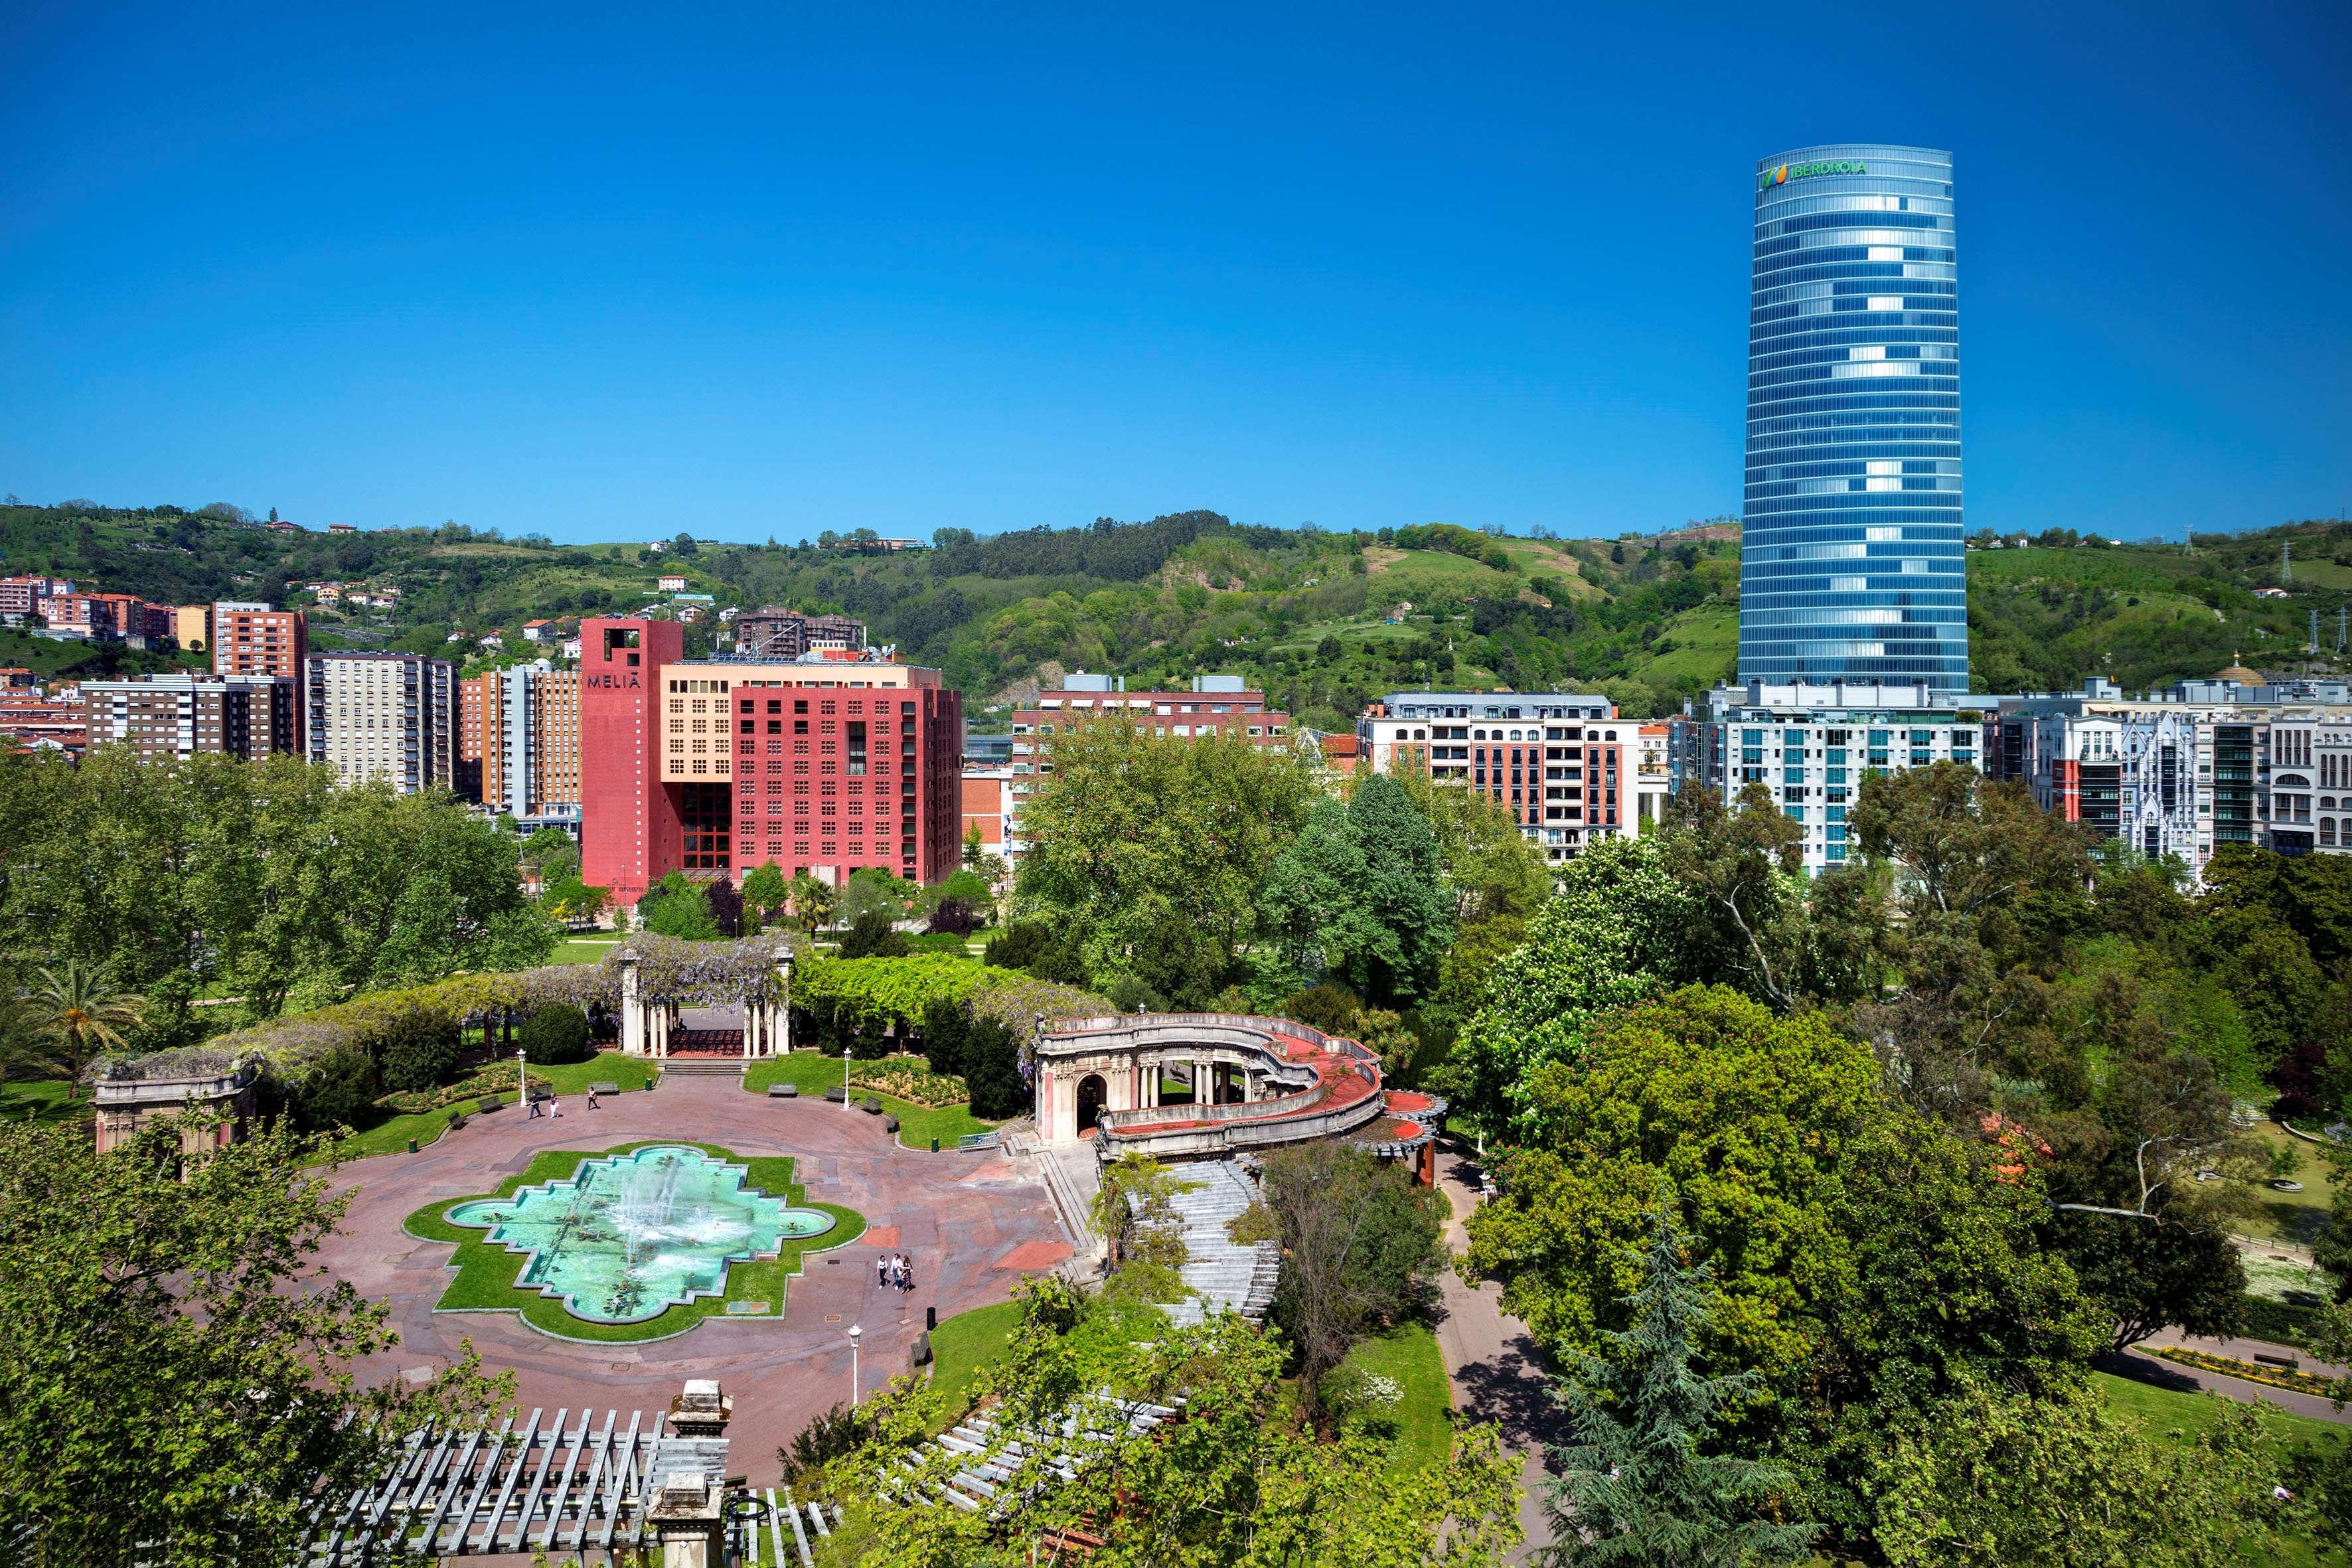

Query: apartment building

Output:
[0, 576, 74, 623]
[307, 652, 457, 794]
[458, 661, 583, 830]
[578, 619, 963, 902]
[80, 673, 297, 761]
[1357, 689, 1622, 862]
[1687, 681, 1983, 872]
[1987, 670, 2352, 871]
[0, 689, 89, 753]
[732, 607, 866, 660]
[213, 603, 310, 746]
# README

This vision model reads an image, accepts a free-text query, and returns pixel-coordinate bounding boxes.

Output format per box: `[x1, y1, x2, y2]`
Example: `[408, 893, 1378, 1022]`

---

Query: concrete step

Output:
[657, 1058, 746, 1078]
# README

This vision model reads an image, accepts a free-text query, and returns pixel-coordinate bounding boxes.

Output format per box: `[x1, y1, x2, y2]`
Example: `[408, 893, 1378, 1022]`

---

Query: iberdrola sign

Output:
[1764, 159, 1867, 187]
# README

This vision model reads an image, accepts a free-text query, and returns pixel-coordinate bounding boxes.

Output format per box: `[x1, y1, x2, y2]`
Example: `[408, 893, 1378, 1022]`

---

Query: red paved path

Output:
[322, 1074, 1069, 1482]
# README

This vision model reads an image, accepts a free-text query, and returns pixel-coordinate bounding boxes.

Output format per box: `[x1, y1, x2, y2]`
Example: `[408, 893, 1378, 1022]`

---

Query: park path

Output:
[1433, 1145, 1562, 1563]
[2111, 1328, 2352, 1424]
[320, 1071, 1071, 1483]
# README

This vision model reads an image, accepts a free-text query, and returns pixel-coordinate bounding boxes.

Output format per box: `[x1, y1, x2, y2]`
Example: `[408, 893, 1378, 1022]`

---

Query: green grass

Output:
[2094, 1369, 2349, 1567]
[2240, 1123, 2337, 1247]
[550, 936, 623, 965]
[744, 1052, 1000, 1150]
[1334, 1322, 1453, 1474]
[0, 1079, 96, 1127]
[321, 1050, 659, 1162]
[927, 1298, 1025, 1413]
[404, 1139, 865, 1342]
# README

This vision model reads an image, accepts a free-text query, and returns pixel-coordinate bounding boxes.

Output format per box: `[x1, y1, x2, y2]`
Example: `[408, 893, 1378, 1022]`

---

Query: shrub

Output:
[1285, 982, 1363, 1036]
[963, 1015, 1028, 1119]
[838, 911, 913, 960]
[928, 898, 980, 936]
[290, 1042, 378, 1133]
[982, 921, 1052, 971]
[374, 1010, 460, 1093]
[518, 1004, 593, 1066]
[778, 1401, 873, 1484]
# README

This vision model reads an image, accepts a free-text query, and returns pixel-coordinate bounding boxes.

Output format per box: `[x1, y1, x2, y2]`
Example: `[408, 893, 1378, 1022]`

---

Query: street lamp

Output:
[847, 1323, 862, 1407]
[515, 1047, 526, 1107]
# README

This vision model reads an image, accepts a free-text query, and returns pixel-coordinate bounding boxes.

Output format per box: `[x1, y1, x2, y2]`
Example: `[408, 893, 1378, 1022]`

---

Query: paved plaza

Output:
[323, 1073, 1073, 1480]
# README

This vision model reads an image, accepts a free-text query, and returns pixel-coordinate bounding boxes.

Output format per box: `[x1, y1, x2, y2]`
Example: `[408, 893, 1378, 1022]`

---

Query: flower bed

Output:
[376, 1066, 554, 1116]
[2148, 1345, 2343, 1398]
[844, 1058, 967, 1108]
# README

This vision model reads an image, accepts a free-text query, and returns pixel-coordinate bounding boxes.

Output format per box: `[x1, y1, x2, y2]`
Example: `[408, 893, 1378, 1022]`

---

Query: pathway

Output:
[2109, 1328, 2352, 1425]
[1433, 1145, 1562, 1563]
[321, 1073, 1071, 1482]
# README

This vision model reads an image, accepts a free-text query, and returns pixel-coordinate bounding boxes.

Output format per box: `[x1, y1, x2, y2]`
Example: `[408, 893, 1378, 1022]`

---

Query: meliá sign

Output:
[1765, 160, 1867, 188]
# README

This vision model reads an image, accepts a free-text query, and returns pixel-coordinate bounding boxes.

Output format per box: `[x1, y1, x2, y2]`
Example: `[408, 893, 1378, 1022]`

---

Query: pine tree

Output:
[1540, 1211, 1815, 1568]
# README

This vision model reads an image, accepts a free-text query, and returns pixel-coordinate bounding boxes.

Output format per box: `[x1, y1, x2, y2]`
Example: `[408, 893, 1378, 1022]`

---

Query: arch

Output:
[1075, 1074, 1107, 1135]
[2278, 773, 2313, 789]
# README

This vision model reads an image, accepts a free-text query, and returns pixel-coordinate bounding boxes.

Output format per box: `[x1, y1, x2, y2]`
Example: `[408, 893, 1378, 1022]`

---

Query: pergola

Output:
[306, 1381, 841, 1567]
[615, 942, 795, 1059]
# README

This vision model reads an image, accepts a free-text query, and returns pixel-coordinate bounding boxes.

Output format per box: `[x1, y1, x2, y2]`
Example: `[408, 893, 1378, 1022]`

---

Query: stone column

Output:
[772, 947, 793, 1058]
[645, 1473, 725, 1568]
[620, 948, 645, 1058]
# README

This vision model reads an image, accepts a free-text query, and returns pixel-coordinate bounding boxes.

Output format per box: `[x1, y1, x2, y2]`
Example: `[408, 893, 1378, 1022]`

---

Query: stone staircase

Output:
[655, 1058, 745, 1079]
[1161, 1160, 1280, 1326]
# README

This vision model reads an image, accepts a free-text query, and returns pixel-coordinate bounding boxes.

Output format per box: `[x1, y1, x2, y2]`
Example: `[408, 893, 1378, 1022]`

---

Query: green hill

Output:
[5, 501, 2346, 722]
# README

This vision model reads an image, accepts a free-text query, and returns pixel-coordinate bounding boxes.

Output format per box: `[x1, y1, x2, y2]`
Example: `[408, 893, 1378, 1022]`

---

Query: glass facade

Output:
[1741, 144, 1966, 690]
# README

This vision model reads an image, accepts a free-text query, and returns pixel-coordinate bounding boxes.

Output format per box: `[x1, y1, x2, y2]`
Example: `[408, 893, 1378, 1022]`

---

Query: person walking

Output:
[550, 1095, 562, 1118]
[586, 1085, 601, 1111]
[526, 1095, 543, 1120]
[875, 1252, 890, 1289]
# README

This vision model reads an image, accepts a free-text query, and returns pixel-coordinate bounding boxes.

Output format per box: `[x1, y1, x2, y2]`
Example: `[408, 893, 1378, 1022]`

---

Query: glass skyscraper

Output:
[1741, 143, 1966, 691]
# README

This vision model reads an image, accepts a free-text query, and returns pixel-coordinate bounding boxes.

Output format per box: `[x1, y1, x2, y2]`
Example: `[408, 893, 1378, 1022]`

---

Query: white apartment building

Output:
[1693, 681, 1984, 872]
[307, 652, 458, 794]
[1356, 690, 1623, 861]
[1990, 672, 2352, 872]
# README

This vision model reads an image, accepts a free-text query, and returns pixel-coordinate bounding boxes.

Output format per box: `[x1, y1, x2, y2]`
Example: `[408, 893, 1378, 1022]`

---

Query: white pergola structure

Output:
[1032, 1013, 1389, 1159]
[615, 943, 794, 1059]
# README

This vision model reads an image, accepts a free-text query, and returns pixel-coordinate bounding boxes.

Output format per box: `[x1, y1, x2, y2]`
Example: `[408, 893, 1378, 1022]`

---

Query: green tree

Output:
[1875, 1378, 2288, 1568]
[0, 1111, 509, 1565]
[1441, 836, 1698, 1135]
[30, 963, 146, 1095]
[1540, 1211, 1815, 1568]
[1242, 1142, 1447, 1431]
[787, 870, 836, 935]
[2049, 1210, 2244, 1353]
[1656, 781, 1808, 1009]
[374, 1008, 460, 1092]
[739, 861, 789, 929]
[517, 1003, 593, 1066]
[638, 871, 720, 940]
[838, 1277, 1523, 1567]
[1014, 719, 1316, 985]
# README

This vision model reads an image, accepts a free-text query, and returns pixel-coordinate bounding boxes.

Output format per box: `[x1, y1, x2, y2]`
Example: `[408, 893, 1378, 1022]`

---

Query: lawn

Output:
[403, 1139, 864, 1343]
[550, 936, 623, 965]
[1334, 1322, 1453, 1474]
[2240, 1123, 2338, 1247]
[743, 1052, 1001, 1151]
[2094, 1368, 2349, 1567]
[927, 1298, 1025, 1413]
[321, 1050, 659, 1163]
[0, 1079, 95, 1127]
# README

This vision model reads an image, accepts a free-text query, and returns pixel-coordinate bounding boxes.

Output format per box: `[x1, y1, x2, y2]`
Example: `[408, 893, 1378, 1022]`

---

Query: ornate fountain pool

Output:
[443, 1144, 834, 1324]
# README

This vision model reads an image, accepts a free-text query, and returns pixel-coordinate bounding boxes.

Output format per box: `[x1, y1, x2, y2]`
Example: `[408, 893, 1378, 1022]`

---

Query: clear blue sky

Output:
[3, 0, 2345, 545]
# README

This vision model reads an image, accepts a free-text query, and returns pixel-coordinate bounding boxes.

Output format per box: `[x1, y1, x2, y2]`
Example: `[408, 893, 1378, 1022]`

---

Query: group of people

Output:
[874, 1251, 915, 1293]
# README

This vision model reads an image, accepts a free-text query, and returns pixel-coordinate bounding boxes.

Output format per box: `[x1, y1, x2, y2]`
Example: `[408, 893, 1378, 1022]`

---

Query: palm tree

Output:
[32, 965, 147, 1097]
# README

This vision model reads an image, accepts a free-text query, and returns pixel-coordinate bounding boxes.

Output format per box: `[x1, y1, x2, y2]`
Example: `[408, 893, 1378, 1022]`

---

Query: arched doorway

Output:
[1075, 1074, 1107, 1136]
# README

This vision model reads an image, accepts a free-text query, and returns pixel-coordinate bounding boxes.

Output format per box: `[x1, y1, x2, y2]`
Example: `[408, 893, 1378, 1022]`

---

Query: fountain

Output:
[445, 1145, 832, 1324]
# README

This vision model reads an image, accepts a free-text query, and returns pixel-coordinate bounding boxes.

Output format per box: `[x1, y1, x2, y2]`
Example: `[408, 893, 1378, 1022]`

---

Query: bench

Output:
[447, 1111, 468, 1131]
[860, 1097, 884, 1115]
[477, 1095, 505, 1113]
[589, 1081, 621, 1097]
[768, 1083, 800, 1099]
[883, 1115, 900, 1134]
[823, 1085, 847, 1103]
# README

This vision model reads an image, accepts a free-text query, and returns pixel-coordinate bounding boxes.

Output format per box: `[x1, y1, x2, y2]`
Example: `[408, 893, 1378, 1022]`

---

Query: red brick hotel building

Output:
[578, 617, 964, 904]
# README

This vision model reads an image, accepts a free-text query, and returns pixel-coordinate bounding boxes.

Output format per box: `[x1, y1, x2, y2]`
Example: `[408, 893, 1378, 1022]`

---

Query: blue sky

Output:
[2, 0, 2345, 545]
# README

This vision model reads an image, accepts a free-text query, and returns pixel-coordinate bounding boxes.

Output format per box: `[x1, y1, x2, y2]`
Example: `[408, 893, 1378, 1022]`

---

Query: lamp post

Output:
[516, 1047, 526, 1106]
[847, 1323, 862, 1407]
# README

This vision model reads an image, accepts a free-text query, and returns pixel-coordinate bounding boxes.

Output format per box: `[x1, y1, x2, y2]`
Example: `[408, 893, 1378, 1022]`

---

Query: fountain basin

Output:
[443, 1144, 832, 1324]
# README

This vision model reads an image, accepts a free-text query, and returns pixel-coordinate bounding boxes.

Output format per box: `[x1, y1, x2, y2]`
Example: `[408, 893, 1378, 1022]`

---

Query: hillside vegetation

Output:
[5, 500, 2346, 722]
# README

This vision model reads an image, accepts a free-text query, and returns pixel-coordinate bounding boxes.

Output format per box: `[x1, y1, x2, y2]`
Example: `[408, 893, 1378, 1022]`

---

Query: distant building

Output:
[1987, 668, 2352, 870]
[327, 522, 358, 535]
[459, 661, 580, 831]
[175, 604, 211, 655]
[657, 575, 689, 593]
[0, 690, 90, 753]
[522, 619, 554, 642]
[1632, 723, 1674, 831]
[212, 603, 310, 747]
[307, 652, 457, 794]
[732, 607, 866, 660]
[81, 673, 295, 762]
[0, 576, 75, 623]
[1310, 731, 1362, 777]
[1357, 689, 1621, 862]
